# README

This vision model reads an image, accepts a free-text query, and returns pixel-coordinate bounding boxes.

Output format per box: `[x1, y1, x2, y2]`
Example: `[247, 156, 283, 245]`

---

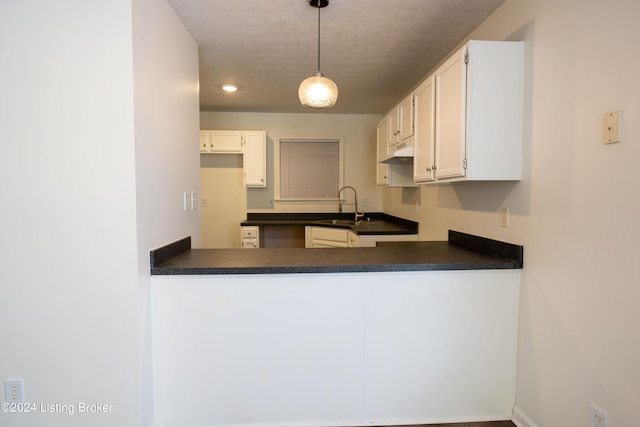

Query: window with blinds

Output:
[279, 139, 340, 199]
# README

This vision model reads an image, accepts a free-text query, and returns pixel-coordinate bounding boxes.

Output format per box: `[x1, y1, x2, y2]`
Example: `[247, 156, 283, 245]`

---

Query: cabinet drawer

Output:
[241, 239, 259, 249]
[241, 226, 259, 239]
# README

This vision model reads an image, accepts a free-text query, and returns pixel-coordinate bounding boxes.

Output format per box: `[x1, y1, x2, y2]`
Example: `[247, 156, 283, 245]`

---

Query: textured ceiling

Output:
[168, 0, 505, 114]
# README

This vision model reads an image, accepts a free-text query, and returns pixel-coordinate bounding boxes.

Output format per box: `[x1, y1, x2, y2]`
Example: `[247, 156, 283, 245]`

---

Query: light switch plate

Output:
[602, 111, 622, 144]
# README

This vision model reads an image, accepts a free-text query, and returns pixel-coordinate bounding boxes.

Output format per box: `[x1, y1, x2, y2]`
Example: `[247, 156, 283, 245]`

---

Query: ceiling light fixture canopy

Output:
[298, 0, 338, 109]
[222, 84, 238, 92]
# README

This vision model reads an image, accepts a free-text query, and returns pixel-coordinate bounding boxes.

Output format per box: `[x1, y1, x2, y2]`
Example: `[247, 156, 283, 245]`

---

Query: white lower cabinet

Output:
[152, 269, 521, 426]
[240, 226, 259, 248]
[306, 227, 418, 248]
[307, 227, 350, 248]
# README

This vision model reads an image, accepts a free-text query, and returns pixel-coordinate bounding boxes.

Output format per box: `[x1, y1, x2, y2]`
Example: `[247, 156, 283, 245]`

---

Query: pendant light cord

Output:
[317, 4, 321, 73]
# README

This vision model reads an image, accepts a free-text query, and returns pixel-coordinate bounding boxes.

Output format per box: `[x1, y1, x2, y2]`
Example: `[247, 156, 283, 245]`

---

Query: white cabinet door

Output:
[413, 75, 435, 183]
[387, 108, 398, 149]
[199, 131, 211, 152]
[210, 130, 243, 153]
[309, 227, 349, 248]
[243, 131, 266, 187]
[396, 93, 414, 142]
[376, 117, 390, 186]
[434, 46, 467, 180]
[387, 94, 414, 150]
[348, 232, 359, 247]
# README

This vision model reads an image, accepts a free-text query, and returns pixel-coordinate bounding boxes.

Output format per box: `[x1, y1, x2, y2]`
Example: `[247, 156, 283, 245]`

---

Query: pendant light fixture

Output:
[298, 0, 338, 108]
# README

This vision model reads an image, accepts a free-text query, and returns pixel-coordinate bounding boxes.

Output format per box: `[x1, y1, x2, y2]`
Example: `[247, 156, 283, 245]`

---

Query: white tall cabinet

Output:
[242, 131, 266, 187]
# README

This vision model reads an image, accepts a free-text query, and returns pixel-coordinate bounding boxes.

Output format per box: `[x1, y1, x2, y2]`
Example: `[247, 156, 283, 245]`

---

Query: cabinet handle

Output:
[426, 167, 431, 172]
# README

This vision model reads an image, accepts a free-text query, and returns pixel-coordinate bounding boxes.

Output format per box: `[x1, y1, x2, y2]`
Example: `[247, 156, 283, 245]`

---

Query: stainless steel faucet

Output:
[338, 185, 365, 223]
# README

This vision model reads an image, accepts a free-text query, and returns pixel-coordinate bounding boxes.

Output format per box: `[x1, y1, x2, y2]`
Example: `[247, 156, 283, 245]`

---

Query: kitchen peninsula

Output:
[150, 231, 523, 427]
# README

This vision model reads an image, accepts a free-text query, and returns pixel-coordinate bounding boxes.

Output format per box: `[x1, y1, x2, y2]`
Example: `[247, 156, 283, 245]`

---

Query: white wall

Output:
[0, 1, 200, 426]
[132, 0, 200, 425]
[382, 0, 640, 425]
[0, 1, 140, 426]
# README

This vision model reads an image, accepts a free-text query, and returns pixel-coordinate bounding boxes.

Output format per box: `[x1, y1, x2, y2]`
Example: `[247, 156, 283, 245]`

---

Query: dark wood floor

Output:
[383, 422, 515, 427]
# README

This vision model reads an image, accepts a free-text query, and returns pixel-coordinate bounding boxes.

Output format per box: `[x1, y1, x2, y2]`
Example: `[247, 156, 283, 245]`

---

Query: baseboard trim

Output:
[513, 406, 538, 427]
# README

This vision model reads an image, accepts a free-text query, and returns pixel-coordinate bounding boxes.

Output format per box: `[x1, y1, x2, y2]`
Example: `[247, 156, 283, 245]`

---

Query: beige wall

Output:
[199, 112, 382, 247]
[381, 0, 640, 426]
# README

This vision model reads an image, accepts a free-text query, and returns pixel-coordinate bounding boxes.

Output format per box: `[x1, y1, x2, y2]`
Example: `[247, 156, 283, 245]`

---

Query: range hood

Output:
[381, 140, 414, 164]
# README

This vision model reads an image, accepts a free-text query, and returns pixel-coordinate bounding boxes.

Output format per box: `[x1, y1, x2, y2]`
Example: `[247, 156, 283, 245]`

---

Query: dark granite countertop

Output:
[241, 212, 418, 235]
[150, 230, 523, 275]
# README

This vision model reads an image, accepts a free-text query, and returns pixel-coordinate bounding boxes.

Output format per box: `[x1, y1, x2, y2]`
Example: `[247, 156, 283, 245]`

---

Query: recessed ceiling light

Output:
[222, 84, 238, 92]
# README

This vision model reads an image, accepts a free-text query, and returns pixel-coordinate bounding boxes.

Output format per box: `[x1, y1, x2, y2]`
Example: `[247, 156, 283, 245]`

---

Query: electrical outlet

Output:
[201, 198, 208, 207]
[361, 197, 367, 208]
[591, 404, 608, 427]
[501, 207, 510, 227]
[4, 379, 24, 403]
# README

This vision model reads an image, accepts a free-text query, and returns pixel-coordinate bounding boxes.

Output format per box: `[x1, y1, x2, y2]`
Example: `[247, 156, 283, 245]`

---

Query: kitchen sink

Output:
[315, 219, 383, 227]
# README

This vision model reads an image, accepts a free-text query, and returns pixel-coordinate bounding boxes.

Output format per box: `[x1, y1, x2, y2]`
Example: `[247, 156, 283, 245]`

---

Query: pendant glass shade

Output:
[298, 72, 338, 108]
[299, 0, 337, 108]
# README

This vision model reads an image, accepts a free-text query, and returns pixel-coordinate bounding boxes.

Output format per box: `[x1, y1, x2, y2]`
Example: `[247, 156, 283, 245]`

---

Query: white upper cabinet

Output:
[201, 129, 268, 188]
[433, 40, 524, 182]
[434, 47, 467, 180]
[413, 75, 436, 183]
[387, 93, 415, 150]
[376, 116, 416, 188]
[243, 131, 266, 187]
[396, 93, 415, 143]
[200, 130, 243, 153]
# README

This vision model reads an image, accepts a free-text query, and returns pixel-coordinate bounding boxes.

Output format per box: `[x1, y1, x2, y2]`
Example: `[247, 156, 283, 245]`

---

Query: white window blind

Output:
[279, 139, 340, 199]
